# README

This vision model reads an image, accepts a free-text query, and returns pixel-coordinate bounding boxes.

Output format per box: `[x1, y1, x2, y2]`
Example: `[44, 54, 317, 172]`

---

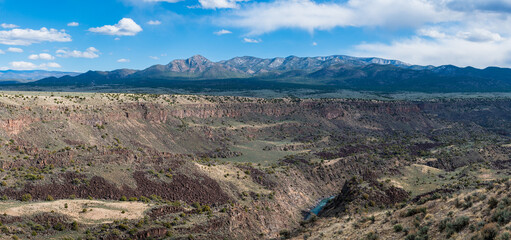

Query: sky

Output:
[0, 0, 511, 72]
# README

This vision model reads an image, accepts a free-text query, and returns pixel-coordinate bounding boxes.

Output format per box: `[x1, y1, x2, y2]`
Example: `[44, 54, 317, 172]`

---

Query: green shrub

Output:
[499, 232, 511, 240]
[452, 216, 470, 232]
[366, 232, 379, 240]
[202, 205, 211, 213]
[402, 207, 427, 217]
[139, 196, 150, 203]
[394, 224, 403, 232]
[489, 197, 499, 209]
[493, 208, 511, 224]
[279, 230, 290, 239]
[21, 194, 32, 202]
[118, 224, 129, 231]
[32, 224, 44, 231]
[53, 222, 65, 231]
[71, 221, 78, 231]
[481, 223, 498, 240]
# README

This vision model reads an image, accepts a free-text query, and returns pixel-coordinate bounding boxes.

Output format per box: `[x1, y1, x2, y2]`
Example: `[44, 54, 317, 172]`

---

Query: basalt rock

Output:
[319, 176, 409, 217]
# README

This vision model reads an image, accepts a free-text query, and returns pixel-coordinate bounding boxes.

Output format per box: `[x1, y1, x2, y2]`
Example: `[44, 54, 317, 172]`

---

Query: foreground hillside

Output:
[0, 92, 508, 239]
[293, 176, 511, 240]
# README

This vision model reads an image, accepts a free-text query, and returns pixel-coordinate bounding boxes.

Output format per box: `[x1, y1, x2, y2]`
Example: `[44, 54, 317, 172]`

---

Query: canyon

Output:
[0, 92, 508, 239]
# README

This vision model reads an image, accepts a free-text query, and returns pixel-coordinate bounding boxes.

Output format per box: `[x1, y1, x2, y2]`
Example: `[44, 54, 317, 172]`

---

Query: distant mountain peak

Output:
[30, 53, 511, 93]
[187, 55, 211, 65]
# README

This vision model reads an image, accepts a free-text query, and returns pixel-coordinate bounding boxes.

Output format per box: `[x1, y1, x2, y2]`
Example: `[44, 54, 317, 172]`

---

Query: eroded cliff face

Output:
[0, 93, 509, 239]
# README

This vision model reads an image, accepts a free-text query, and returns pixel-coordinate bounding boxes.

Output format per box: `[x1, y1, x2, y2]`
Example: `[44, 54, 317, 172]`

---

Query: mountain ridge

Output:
[0, 70, 80, 83]
[28, 54, 511, 92]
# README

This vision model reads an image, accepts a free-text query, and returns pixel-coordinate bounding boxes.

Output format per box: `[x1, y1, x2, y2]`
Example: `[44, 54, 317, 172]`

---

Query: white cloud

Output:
[89, 18, 143, 36]
[7, 47, 23, 53]
[212, 0, 511, 67]
[199, 0, 246, 9]
[67, 22, 79, 27]
[56, 47, 100, 59]
[117, 58, 130, 63]
[352, 33, 511, 68]
[243, 37, 261, 43]
[346, 1, 511, 68]
[149, 56, 159, 60]
[28, 53, 55, 60]
[1, 23, 19, 29]
[224, 0, 455, 35]
[0, 50, 4, 54]
[147, 20, 162, 25]
[418, 28, 447, 39]
[456, 29, 503, 42]
[114, 37, 120, 40]
[41, 62, 61, 68]
[312, 41, 317, 46]
[214, 29, 232, 35]
[9, 61, 36, 70]
[0, 27, 71, 45]
[8, 61, 61, 70]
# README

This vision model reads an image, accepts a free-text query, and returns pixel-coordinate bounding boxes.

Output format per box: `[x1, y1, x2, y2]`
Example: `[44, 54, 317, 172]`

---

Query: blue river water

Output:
[304, 196, 335, 220]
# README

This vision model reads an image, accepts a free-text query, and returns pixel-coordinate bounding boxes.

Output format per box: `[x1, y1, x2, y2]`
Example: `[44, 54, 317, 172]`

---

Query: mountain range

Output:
[21, 55, 511, 92]
[0, 70, 80, 83]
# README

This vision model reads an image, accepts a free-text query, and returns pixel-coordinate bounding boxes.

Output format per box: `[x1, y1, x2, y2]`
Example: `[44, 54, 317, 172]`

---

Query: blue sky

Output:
[0, 0, 511, 72]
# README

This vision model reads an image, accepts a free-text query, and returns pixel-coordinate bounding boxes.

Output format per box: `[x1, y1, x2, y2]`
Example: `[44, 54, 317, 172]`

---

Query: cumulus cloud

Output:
[8, 61, 61, 70]
[67, 22, 79, 27]
[56, 47, 100, 59]
[7, 47, 23, 53]
[0, 28, 71, 45]
[89, 18, 142, 36]
[243, 37, 260, 43]
[28, 53, 55, 60]
[214, 29, 232, 35]
[214, 0, 511, 67]
[224, 0, 455, 35]
[345, 0, 511, 68]
[199, 0, 246, 9]
[147, 20, 162, 25]
[1, 23, 19, 29]
[41, 62, 62, 68]
[456, 29, 503, 42]
[9, 61, 36, 70]
[352, 32, 511, 68]
[117, 58, 130, 63]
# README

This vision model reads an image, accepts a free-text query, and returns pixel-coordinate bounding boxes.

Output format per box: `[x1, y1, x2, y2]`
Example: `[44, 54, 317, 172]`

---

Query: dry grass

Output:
[0, 199, 151, 224]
